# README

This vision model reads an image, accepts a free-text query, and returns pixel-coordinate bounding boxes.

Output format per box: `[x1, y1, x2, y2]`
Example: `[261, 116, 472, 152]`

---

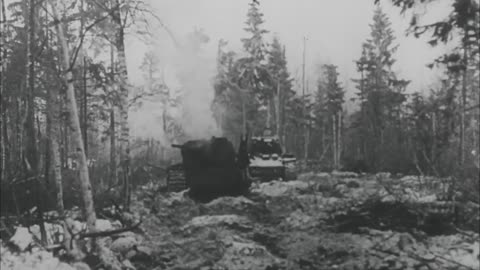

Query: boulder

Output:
[9, 227, 34, 251]
[111, 236, 138, 254]
[214, 236, 286, 270]
[182, 215, 252, 232]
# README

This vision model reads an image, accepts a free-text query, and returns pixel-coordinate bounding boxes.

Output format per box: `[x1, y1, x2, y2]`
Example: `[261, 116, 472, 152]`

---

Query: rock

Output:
[64, 207, 83, 220]
[214, 236, 285, 270]
[125, 250, 137, 259]
[183, 215, 252, 232]
[0, 246, 76, 270]
[95, 219, 113, 232]
[376, 172, 391, 179]
[9, 227, 34, 251]
[345, 179, 361, 188]
[334, 184, 349, 195]
[122, 259, 136, 270]
[136, 245, 153, 256]
[316, 177, 339, 192]
[297, 172, 330, 182]
[111, 236, 138, 254]
[252, 180, 313, 197]
[252, 181, 290, 197]
[65, 218, 84, 235]
[206, 196, 255, 209]
[130, 246, 153, 262]
[28, 223, 64, 246]
[72, 262, 91, 270]
[331, 171, 359, 178]
[400, 175, 420, 185]
[98, 241, 124, 270]
[283, 209, 316, 229]
[203, 196, 262, 218]
[111, 220, 123, 229]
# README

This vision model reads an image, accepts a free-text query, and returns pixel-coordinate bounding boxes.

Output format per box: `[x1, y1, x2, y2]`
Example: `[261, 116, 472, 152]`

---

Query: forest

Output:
[0, 0, 479, 269]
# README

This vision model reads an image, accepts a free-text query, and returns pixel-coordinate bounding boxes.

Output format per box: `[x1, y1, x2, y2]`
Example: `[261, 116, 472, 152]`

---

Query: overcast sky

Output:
[5, 0, 457, 139]
[121, 0, 458, 138]
[125, 0, 453, 97]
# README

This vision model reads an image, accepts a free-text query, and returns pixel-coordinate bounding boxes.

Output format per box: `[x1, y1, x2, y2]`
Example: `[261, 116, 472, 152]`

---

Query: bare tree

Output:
[49, 0, 97, 232]
[0, 0, 6, 182]
[111, 0, 131, 210]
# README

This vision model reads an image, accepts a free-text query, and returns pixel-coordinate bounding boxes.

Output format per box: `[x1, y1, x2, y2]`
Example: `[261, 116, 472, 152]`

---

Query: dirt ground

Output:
[1, 172, 479, 270]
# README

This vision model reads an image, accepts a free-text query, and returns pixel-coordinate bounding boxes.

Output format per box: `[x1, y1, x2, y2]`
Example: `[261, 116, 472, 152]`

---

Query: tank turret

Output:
[166, 137, 251, 202]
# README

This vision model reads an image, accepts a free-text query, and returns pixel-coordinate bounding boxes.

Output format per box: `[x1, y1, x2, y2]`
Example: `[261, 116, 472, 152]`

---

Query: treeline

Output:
[212, 1, 479, 180]
[0, 0, 478, 217]
[0, 0, 177, 218]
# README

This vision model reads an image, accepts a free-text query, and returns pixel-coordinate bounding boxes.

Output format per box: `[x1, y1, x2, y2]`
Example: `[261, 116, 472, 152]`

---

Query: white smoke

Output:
[129, 28, 221, 144]
[173, 29, 222, 139]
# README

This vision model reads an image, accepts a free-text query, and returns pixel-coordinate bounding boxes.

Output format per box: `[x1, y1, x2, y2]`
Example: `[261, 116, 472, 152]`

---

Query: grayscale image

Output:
[0, 0, 479, 269]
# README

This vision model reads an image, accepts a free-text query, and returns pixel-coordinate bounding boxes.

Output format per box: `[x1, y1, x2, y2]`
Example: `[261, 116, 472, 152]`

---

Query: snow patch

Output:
[9, 227, 34, 251]
[249, 157, 283, 167]
[185, 215, 250, 228]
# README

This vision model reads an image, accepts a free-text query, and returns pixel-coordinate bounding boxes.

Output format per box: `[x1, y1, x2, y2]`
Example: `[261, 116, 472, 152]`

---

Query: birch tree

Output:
[49, 0, 97, 232]
[0, 0, 6, 182]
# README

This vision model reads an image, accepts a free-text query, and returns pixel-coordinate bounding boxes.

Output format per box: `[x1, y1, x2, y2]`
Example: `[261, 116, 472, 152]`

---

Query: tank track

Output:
[166, 163, 187, 192]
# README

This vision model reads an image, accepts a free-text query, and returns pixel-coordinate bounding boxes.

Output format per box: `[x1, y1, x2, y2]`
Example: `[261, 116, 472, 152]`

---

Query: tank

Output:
[166, 136, 251, 202]
[248, 133, 297, 182]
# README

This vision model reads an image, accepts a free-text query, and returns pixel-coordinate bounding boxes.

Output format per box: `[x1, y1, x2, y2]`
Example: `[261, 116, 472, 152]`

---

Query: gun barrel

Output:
[171, 144, 183, 148]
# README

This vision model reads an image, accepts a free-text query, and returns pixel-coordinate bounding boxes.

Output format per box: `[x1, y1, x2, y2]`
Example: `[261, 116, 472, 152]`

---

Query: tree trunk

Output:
[337, 112, 342, 169]
[50, 0, 97, 232]
[63, 97, 69, 168]
[80, 0, 88, 157]
[332, 114, 337, 170]
[460, 28, 468, 166]
[110, 107, 117, 187]
[45, 101, 51, 186]
[112, 0, 131, 210]
[304, 120, 310, 161]
[431, 111, 436, 171]
[25, 0, 38, 176]
[15, 98, 22, 171]
[242, 94, 247, 135]
[0, 111, 6, 182]
[0, 0, 5, 182]
[109, 44, 118, 188]
[266, 98, 271, 130]
[25, 0, 48, 245]
[47, 77, 65, 218]
[275, 80, 281, 142]
[82, 57, 88, 156]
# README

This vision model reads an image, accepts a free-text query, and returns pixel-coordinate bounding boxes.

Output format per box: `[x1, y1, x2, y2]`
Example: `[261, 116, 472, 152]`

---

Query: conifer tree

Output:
[267, 36, 293, 144]
[236, 0, 270, 135]
[351, 7, 409, 171]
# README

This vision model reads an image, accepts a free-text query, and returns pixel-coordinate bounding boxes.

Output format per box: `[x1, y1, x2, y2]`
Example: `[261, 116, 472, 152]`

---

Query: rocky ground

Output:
[1, 172, 479, 270]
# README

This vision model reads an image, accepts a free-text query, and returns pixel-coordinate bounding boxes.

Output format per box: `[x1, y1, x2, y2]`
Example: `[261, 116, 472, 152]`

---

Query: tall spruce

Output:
[381, 0, 480, 170]
[323, 64, 345, 169]
[351, 7, 408, 171]
[237, 0, 270, 135]
[267, 36, 293, 145]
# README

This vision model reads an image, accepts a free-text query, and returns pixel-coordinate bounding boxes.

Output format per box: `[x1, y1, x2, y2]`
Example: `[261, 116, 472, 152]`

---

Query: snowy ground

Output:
[1, 172, 479, 270]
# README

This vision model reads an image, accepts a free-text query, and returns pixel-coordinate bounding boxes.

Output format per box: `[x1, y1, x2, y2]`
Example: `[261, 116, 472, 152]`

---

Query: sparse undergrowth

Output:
[1, 172, 479, 270]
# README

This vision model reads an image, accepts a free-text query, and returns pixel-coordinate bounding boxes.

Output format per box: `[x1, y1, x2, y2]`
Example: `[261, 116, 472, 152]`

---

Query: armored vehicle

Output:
[248, 131, 297, 182]
[166, 136, 250, 202]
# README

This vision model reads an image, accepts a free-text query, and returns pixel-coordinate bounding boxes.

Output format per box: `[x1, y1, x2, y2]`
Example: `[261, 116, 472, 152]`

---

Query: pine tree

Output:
[241, 0, 268, 64]
[237, 0, 270, 135]
[383, 0, 480, 169]
[313, 64, 344, 169]
[351, 7, 408, 171]
[267, 36, 293, 145]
